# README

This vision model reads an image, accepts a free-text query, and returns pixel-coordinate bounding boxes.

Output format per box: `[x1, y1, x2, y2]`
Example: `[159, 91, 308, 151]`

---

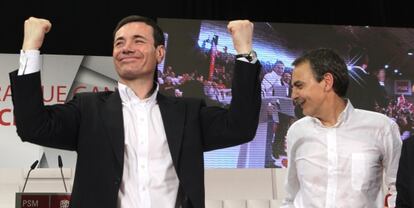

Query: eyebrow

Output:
[114, 34, 147, 43]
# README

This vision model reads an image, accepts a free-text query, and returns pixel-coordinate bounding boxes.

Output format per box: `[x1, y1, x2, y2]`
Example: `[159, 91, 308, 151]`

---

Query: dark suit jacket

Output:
[347, 67, 384, 111]
[396, 136, 414, 207]
[9, 61, 261, 208]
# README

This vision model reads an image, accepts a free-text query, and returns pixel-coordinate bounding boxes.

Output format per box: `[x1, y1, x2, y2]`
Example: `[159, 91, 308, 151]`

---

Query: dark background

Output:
[1, 0, 413, 56]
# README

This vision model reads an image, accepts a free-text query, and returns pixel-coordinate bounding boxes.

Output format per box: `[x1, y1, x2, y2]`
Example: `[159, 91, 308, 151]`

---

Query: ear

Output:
[323, 72, 334, 91]
[155, 45, 166, 64]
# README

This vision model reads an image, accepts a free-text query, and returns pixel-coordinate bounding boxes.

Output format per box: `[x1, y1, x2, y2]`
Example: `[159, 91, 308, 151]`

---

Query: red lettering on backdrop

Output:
[57, 86, 67, 102]
[92, 86, 99, 93]
[41, 85, 68, 103]
[2, 85, 12, 102]
[0, 108, 11, 126]
[42, 86, 54, 102]
[73, 85, 86, 94]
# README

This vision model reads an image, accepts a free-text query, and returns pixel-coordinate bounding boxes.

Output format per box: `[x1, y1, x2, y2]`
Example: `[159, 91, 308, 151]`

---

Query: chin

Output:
[302, 108, 312, 117]
[120, 72, 142, 80]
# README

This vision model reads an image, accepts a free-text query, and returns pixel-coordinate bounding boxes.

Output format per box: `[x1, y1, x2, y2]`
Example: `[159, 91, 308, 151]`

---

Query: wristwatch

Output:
[235, 50, 257, 62]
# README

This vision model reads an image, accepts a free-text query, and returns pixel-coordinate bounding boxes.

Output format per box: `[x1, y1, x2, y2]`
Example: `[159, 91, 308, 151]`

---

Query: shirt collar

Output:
[311, 99, 354, 128]
[117, 82, 159, 106]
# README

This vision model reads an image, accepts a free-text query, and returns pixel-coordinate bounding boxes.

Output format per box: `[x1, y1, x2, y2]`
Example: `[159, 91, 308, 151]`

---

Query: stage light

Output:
[407, 49, 414, 56]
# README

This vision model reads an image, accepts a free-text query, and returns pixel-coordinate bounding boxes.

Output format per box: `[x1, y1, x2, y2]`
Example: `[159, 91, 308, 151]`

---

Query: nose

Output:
[291, 89, 303, 107]
[291, 88, 298, 100]
[121, 41, 135, 54]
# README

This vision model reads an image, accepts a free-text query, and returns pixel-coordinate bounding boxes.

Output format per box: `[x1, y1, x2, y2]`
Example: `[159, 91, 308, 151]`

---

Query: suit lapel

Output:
[157, 93, 186, 171]
[100, 90, 125, 168]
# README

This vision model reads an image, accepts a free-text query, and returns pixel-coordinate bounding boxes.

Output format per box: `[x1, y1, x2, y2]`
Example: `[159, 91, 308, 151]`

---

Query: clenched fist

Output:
[227, 20, 253, 54]
[22, 17, 52, 50]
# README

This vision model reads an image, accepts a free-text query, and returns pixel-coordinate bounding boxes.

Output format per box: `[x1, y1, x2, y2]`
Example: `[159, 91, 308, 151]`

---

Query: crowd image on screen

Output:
[158, 20, 414, 168]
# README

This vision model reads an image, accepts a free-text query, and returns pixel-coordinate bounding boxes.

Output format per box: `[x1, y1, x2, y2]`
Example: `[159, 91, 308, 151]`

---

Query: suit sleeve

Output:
[200, 60, 261, 151]
[396, 137, 413, 207]
[9, 70, 81, 151]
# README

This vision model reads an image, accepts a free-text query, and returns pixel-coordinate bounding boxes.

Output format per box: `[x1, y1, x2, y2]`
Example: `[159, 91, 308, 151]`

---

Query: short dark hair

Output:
[113, 15, 165, 47]
[113, 15, 165, 83]
[292, 48, 349, 97]
[275, 60, 284, 65]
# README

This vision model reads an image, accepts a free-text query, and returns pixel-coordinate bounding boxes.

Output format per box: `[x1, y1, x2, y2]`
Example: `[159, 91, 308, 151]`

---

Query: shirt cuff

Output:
[18, 49, 41, 76]
[236, 57, 258, 64]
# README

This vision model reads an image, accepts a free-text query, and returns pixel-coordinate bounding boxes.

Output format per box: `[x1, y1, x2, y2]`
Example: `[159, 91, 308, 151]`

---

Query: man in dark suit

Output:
[346, 46, 383, 111]
[396, 136, 414, 207]
[374, 67, 393, 109]
[9, 16, 261, 208]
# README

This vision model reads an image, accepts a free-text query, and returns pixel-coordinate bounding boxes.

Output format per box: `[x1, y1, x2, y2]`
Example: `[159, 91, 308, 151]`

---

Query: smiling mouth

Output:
[121, 57, 138, 61]
[120, 57, 140, 62]
[293, 98, 305, 107]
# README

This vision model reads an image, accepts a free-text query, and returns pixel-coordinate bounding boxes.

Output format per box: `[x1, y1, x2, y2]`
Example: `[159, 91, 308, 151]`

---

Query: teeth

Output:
[293, 98, 305, 106]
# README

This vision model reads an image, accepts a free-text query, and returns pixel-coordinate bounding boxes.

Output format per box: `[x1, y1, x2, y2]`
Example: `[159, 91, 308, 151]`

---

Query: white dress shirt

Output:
[117, 83, 179, 208]
[261, 71, 282, 96]
[18, 50, 180, 208]
[18, 50, 41, 75]
[282, 100, 402, 208]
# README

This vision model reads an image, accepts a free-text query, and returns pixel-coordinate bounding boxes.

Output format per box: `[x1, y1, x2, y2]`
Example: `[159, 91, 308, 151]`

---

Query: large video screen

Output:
[158, 18, 414, 168]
